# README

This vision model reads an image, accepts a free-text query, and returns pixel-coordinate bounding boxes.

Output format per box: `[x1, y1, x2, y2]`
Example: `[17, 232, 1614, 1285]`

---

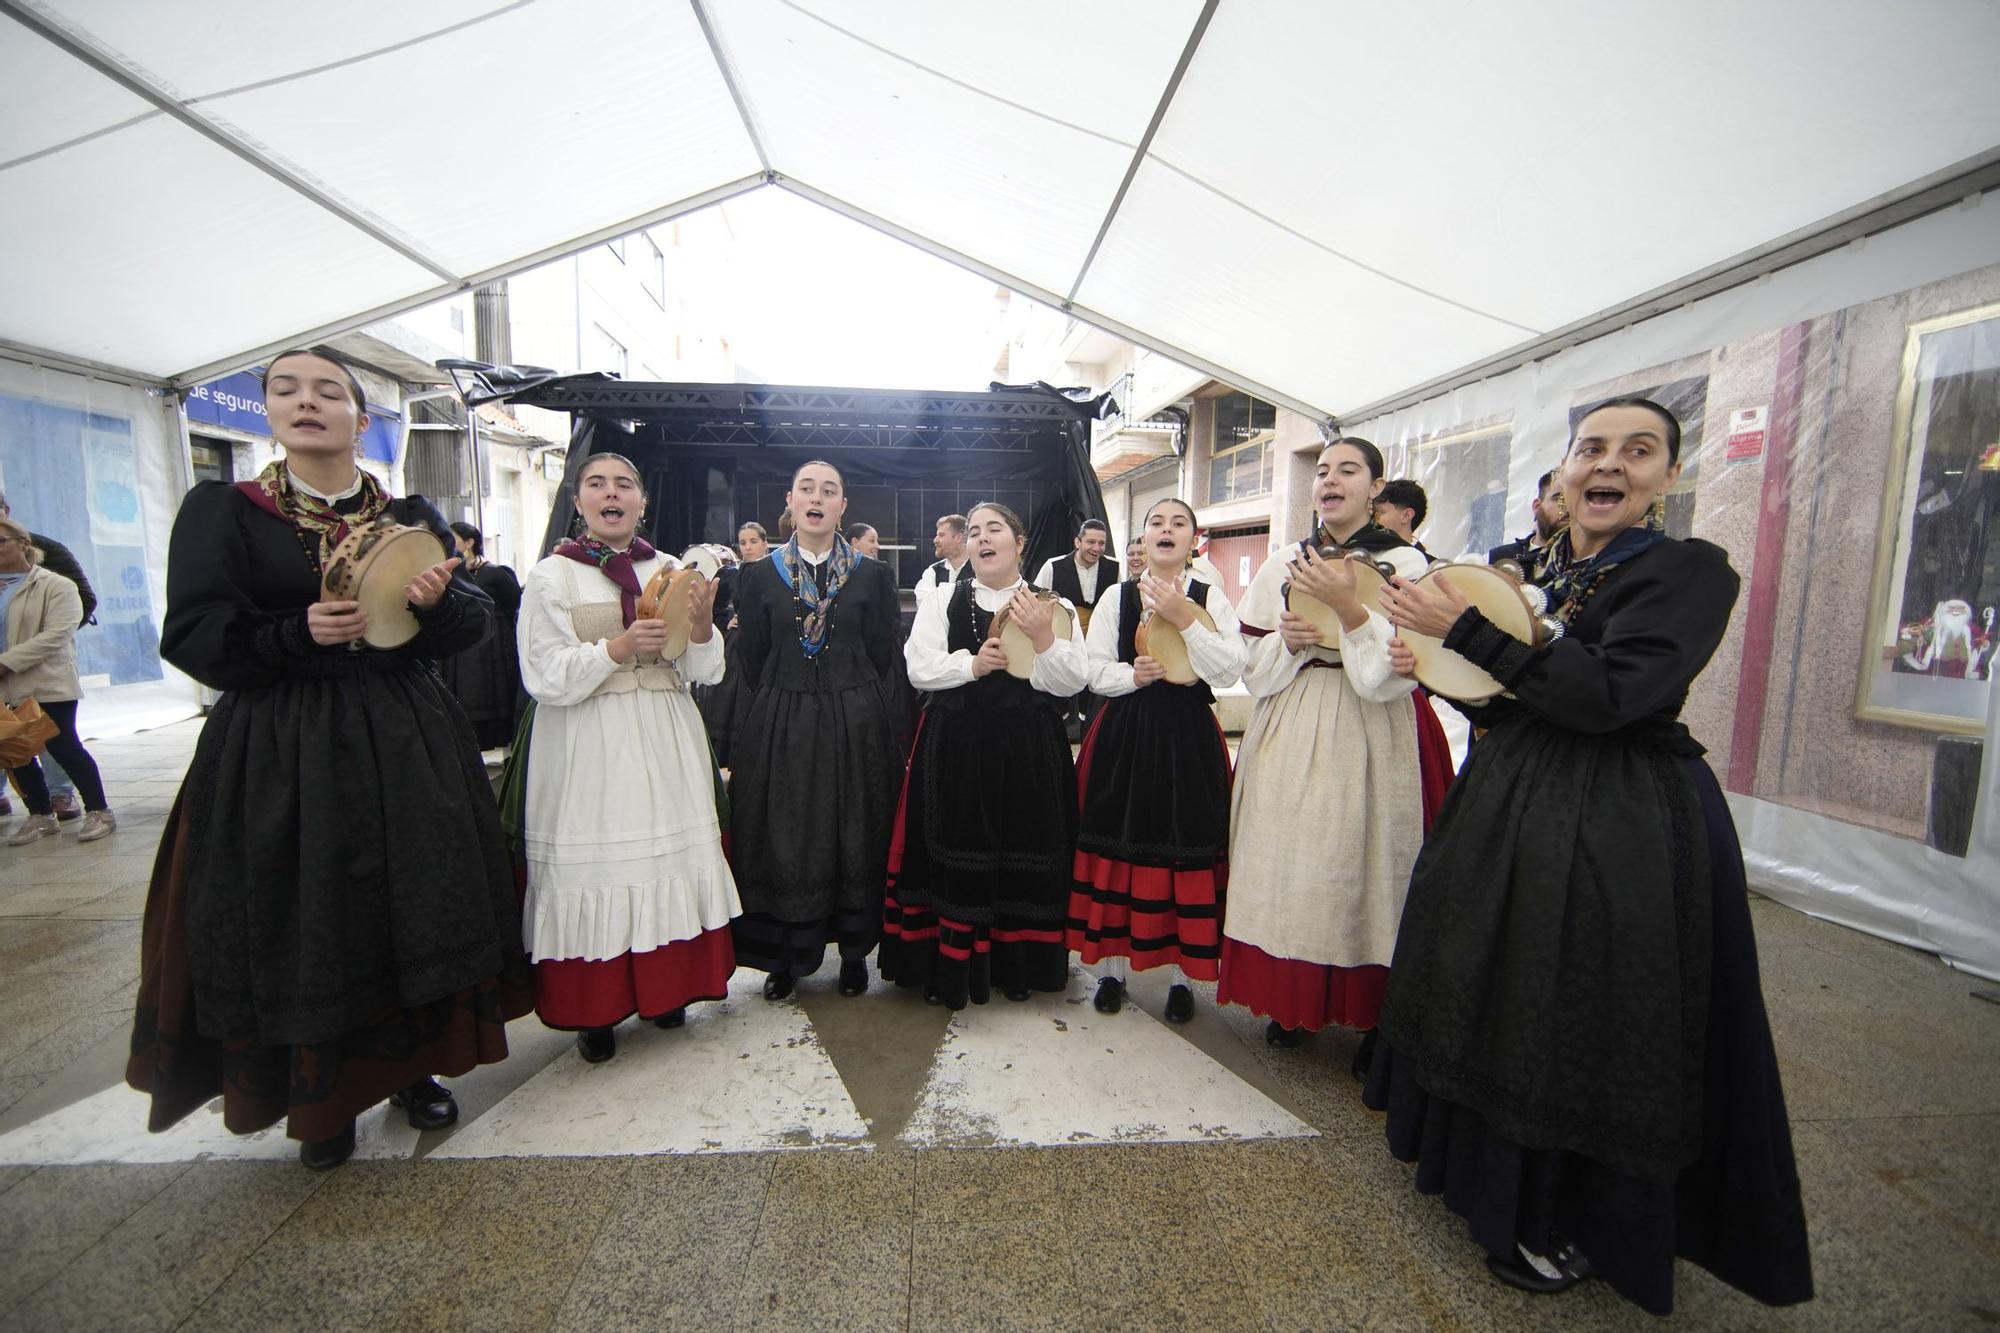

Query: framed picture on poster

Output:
[1856, 302, 2000, 735]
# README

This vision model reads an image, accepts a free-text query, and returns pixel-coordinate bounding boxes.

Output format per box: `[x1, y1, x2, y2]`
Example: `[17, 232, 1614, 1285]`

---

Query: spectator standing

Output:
[0, 490, 91, 822]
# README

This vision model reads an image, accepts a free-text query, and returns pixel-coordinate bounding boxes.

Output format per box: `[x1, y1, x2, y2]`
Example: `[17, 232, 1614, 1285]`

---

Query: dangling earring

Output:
[1649, 495, 1667, 530]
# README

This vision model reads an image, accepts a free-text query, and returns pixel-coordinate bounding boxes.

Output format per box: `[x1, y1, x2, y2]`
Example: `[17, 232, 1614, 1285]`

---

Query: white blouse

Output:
[1083, 575, 1247, 697]
[1237, 541, 1428, 704]
[904, 575, 1088, 697]
[519, 554, 725, 707]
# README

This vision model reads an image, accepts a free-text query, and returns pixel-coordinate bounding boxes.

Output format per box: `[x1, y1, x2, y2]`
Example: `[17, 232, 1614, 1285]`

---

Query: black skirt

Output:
[1367, 728, 1811, 1314]
[1075, 683, 1230, 868]
[728, 674, 906, 974]
[880, 683, 1076, 1007]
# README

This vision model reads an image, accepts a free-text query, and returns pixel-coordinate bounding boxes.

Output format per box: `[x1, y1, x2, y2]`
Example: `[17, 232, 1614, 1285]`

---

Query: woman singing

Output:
[728, 461, 908, 1000]
[1367, 398, 1812, 1314]
[1069, 498, 1245, 1021]
[882, 502, 1084, 1009]
[516, 453, 740, 1063]
[1219, 438, 1453, 1060]
[127, 347, 531, 1170]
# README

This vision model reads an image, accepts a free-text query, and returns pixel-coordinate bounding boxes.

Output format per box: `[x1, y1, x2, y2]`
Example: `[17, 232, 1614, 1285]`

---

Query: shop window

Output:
[590, 324, 628, 378]
[643, 232, 666, 307]
[1207, 392, 1276, 503]
[1404, 424, 1513, 560]
[1860, 302, 2000, 733]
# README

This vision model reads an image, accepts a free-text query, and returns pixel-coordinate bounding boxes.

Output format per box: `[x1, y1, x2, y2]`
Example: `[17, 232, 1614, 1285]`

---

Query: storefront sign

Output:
[1725, 405, 1768, 462]
[185, 369, 403, 463]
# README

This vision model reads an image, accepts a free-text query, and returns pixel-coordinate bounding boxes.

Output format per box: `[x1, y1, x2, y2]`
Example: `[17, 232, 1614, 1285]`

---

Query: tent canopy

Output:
[3, 0, 1997, 418]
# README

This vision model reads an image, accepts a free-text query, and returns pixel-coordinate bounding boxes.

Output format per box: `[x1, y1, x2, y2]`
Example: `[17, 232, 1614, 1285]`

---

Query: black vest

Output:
[934, 581, 1051, 713]
[926, 558, 974, 588]
[1044, 554, 1110, 610]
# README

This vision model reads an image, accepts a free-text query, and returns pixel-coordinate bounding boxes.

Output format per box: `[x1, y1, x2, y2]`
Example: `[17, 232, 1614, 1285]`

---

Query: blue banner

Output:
[184, 369, 403, 463]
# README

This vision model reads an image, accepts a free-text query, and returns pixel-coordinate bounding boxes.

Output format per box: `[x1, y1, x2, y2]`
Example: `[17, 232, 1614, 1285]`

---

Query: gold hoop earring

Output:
[1649, 496, 1667, 530]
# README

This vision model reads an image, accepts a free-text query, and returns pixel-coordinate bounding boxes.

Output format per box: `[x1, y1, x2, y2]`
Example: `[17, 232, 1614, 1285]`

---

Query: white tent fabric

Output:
[4, 0, 1998, 418]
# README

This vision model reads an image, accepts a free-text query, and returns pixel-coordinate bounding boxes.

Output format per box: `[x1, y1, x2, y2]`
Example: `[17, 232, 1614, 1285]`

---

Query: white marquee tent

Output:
[3, 0, 1998, 417]
[2, 0, 1999, 978]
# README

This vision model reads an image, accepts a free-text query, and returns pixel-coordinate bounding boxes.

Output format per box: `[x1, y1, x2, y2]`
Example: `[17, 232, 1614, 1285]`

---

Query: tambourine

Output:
[988, 589, 1072, 680]
[320, 517, 446, 649]
[1307, 558, 1543, 702]
[678, 544, 731, 579]
[1134, 604, 1218, 685]
[635, 563, 707, 663]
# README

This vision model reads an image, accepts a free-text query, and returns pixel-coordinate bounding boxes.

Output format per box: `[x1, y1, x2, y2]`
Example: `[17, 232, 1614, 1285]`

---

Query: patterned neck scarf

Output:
[555, 533, 658, 628]
[234, 461, 390, 571]
[1538, 524, 1667, 626]
[774, 533, 857, 658]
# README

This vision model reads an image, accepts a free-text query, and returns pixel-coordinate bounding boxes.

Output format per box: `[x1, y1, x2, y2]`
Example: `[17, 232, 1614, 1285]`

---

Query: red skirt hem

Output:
[1216, 936, 1387, 1031]
[1066, 851, 1223, 981]
[534, 926, 736, 1030]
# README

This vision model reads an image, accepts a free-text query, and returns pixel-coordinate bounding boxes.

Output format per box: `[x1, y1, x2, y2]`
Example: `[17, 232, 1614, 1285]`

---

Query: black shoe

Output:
[1093, 977, 1125, 1014]
[1485, 1240, 1592, 1295]
[838, 959, 869, 996]
[653, 1008, 687, 1029]
[576, 1027, 616, 1063]
[1163, 984, 1194, 1024]
[1350, 1028, 1379, 1082]
[299, 1121, 356, 1170]
[388, 1076, 458, 1130]
[924, 985, 942, 1005]
[1265, 1020, 1308, 1048]
[1003, 988, 1031, 1002]
[763, 971, 795, 1001]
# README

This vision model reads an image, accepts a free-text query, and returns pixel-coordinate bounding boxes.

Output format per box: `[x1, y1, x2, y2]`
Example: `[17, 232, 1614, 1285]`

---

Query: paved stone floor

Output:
[1, 720, 1997, 1330]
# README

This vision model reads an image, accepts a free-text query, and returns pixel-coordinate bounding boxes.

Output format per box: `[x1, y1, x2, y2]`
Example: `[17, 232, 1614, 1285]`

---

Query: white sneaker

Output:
[7, 814, 59, 847]
[77, 809, 116, 843]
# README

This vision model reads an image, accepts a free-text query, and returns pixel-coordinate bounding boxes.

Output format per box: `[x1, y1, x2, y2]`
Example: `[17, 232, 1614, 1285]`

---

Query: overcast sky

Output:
[714, 188, 1007, 391]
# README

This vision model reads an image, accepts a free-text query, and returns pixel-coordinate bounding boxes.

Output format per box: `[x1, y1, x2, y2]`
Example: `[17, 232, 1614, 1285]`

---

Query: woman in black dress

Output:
[436, 520, 526, 750]
[1367, 397, 1812, 1314]
[881, 502, 1083, 1009]
[126, 347, 533, 1170]
[728, 461, 908, 1000]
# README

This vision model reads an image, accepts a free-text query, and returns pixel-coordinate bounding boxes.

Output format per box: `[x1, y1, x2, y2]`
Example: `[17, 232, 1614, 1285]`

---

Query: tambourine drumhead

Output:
[1289, 554, 1390, 648]
[636, 565, 706, 663]
[320, 521, 445, 649]
[1134, 605, 1218, 685]
[679, 544, 725, 579]
[990, 595, 1072, 679]
[1399, 562, 1540, 702]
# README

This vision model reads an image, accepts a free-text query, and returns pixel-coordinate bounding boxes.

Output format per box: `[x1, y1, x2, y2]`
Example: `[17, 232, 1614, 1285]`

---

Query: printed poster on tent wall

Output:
[1859, 303, 2000, 735]
[0, 391, 163, 688]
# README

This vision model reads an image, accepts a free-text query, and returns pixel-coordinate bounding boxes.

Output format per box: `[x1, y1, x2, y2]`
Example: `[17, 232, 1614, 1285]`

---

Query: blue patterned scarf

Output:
[773, 533, 857, 658]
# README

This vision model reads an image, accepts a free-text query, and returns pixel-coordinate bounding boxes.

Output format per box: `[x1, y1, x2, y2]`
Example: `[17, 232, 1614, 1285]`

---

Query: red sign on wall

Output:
[1726, 405, 1768, 462]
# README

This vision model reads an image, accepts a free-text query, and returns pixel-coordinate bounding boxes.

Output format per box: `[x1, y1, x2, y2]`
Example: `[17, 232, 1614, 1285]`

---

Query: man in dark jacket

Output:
[0, 489, 95, 821]
[1485, 469, 1562, 577]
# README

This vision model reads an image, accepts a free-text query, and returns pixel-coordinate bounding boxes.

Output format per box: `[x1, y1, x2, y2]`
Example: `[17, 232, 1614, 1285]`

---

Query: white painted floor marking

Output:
[900, 966, 1318, 1148]
[429, 968, 871, 1158]
[0, 1084, 419, 1166]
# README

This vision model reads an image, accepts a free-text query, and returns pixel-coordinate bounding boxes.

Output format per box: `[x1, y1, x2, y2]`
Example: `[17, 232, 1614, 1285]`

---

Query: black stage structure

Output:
[450, 370, 1114, 592]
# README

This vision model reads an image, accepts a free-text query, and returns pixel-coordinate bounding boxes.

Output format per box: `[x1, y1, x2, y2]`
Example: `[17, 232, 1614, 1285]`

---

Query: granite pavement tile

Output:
[377, 1157, 632, 1332]
[0, 1162, 187, 1312]
[556, 1154, 775, 1331]
[908, 1214, 1083, 1333]
[913, 1144, 1067, 1226]
[756, 1144, 915, 1230]
[730, 1210, 912, 1331]
[186, 1159, 486, 1330]
[0, 1160, 324, 1333]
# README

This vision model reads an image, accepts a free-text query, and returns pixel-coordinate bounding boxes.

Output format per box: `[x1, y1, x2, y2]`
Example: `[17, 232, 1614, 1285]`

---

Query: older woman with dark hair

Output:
[1367, 397, 1812, 1315]
[0, 517, 114, 845]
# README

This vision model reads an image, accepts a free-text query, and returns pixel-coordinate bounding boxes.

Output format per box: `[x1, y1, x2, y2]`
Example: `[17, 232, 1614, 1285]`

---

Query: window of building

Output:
[643, 232, 666, 307]
[605, 234, 626, 263]
[1207, 391, 1277, 503]
[591, 324, 628, 377]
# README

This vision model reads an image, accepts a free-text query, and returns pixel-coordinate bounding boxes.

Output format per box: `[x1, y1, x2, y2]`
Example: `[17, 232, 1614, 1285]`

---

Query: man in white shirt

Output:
[1032, 518, 1114, 738]
[913, 513, 971, 613]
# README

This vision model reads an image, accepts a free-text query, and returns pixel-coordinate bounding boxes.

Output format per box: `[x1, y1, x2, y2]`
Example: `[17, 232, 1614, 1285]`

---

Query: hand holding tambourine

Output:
[1138, 571, 1195, 630]
[1287, 545, 1361, 615]
[1003, 588, 1057, 652]
[1380, 571, 1472, 640]
[1130, 654, 1167, 686]
[614, 618, 671, 662]
[1386, 635, 1417, 679]
[969, 638, 1010, 679]
[403, 557, 462, 610]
